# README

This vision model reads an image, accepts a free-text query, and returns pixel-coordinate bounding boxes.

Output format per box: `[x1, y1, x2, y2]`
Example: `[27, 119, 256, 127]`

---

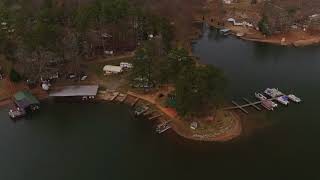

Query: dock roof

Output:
[14, 91, 40, 109]
[49, 85, 99, 97]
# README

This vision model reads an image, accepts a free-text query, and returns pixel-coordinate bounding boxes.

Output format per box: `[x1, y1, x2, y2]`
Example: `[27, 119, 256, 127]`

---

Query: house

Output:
[103, 65, 123, 75]
[227, 18, 254, 28]
[13, 91, 40, 110]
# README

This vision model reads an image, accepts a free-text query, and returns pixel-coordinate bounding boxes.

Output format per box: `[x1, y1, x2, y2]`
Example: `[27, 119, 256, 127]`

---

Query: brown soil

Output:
[127, 87, 242, 142]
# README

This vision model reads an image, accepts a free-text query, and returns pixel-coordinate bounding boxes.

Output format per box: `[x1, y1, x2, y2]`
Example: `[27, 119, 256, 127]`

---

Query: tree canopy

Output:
[132, 43, 226, 117]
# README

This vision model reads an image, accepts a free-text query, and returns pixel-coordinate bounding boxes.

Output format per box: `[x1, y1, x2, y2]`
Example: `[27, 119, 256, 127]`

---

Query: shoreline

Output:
[0, 89, 242, 143]
[126, 91, 242, 142]
[201, 18, 320, 47]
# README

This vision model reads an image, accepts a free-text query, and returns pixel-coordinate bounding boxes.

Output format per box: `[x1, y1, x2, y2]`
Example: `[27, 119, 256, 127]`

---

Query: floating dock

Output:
[132, 98, 139, 107]
[134, 105, 149, 116]
[143, 110, 155, 116]
[149, 114, 162, 120]
[156, 120, 172, 134]
[242, 98, 261, 111]
[116, 93, 127, 103]
[111, 93, 119, 101]
[231, 101, 249, 114]
[223, 88, 301, 114]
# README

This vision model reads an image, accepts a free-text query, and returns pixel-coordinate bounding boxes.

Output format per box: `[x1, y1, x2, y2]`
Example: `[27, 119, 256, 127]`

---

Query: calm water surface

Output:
[1, 25, 320, 179]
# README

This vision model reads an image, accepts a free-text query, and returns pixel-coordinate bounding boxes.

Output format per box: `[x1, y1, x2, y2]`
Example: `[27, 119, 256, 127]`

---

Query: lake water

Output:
[1, 25, 320, 179]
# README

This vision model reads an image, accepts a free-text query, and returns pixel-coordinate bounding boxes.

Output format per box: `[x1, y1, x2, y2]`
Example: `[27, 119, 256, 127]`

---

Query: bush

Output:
[9, 69, 22, 82]
[258, 16, 272, 36]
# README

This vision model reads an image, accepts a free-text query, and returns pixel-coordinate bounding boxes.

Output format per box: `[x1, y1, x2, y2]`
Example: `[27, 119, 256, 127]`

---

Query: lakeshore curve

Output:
[127, 91, 242, 142]
[0, 90, 242, 143]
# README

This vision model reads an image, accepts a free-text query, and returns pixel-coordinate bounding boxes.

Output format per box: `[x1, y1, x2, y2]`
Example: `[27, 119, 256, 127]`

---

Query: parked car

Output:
[79, 72, 88, 81]
[26, 79, 37, 88]
[66, 73, 77, 79]
[49, 72, 59, 80]
[120, 62, 133, 69]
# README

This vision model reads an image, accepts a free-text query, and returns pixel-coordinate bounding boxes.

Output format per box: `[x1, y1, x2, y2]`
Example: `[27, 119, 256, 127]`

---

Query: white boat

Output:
[288, 94, 301, 103]
[8, 107, 26, 119]
[255, 92, 267, 101]
[271, 101, 278, 108]
[276, 96, 290, 106]
[220, 28, 230, 34]
[264, 88, 284, 98]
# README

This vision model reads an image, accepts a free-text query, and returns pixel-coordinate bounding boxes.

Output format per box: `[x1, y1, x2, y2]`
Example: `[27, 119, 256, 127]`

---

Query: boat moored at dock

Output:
[255, 92, 278, 108]
[264, 88, 284, 98]
[276, 96, 290, 106]
[255, 92, 267, 101]
[8, 91, 40, 119]
[134, 105, 149, 116]
[261, 100, 274, 111]
[156, 121, 172, 134]
[8, 107, 26, 119]
[288, 94, 302, 103]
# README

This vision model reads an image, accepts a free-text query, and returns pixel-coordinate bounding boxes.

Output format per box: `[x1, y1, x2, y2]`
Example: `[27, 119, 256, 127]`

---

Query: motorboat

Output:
[276, 96, 290, 106]
[264, 88, 284, 98]
[288, 94, 302, 103]
[255, 92, 267, 101]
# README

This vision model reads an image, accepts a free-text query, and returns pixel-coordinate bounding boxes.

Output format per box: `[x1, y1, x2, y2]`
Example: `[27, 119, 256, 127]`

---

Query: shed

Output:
[14, 91, 40, 109]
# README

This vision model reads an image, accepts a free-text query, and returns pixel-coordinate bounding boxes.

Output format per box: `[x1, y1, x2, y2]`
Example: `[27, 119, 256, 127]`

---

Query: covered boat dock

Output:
[49, 85, 99, 97]
[14, 91, 40, 109]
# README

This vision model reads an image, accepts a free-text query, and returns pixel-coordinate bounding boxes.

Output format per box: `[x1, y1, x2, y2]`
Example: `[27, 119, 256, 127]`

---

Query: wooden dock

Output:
[135, 106, 149, 116]
[223, 97, 278, 114]
[149, 114, 162, 120]
[242, 98, 262, 111]
[143, 110, 155, 116]
[132, 98, 139, 107]
[121, 94, 128, 103]
[156, 120, 172, 134]
[116, 93, 127, 103]
[111, 92, 119, 101]
[231, 101, 249, 114]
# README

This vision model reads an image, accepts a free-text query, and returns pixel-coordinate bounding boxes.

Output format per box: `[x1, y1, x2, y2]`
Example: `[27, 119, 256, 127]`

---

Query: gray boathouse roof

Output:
[49, 85, 99, 97]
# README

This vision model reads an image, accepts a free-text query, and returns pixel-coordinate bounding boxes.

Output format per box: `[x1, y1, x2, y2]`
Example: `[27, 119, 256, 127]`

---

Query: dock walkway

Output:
[223, 97, 278, 114]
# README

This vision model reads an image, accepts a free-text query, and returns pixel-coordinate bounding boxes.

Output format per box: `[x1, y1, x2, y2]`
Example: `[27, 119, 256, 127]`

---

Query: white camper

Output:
[103, 65, 123, 75]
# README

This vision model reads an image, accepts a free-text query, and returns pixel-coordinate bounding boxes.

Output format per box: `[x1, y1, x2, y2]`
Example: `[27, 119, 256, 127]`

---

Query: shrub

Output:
[9, 69, 21, 82]
[258, 16, 272, 36]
